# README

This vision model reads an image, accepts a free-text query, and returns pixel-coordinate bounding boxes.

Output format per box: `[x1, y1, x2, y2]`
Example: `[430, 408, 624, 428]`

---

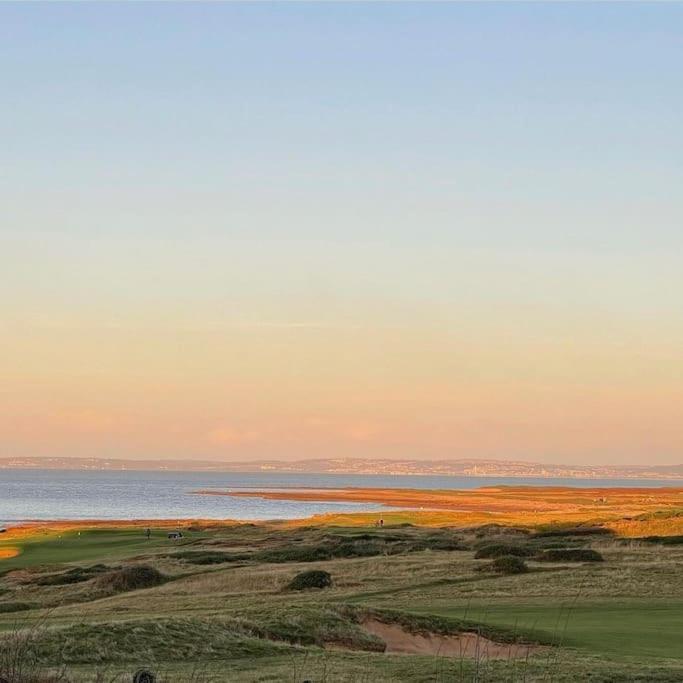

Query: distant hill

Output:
[0, 456, 681, 479]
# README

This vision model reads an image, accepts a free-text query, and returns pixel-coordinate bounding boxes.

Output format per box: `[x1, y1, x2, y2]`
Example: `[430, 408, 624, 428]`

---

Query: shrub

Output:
[95, 565, 166, 593]
[474, 543, 533, 559]
[535, 548, 604, 562]
[286, 570, 332, 591]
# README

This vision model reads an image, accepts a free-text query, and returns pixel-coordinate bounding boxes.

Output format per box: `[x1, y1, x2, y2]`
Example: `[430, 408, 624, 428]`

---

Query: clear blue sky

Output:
[1, 3, 682, 465]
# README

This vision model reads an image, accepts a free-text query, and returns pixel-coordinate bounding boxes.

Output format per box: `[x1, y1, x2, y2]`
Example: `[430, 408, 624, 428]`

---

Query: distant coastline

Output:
[1, 456, 682, 480]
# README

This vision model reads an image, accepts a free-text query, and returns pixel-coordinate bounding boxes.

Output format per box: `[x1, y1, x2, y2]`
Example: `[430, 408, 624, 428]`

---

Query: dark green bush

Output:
[96, 565, 166, 593]
[535, 548, 604, 562]
[474, 543, 533, 559]
[286, 570, 333, 591]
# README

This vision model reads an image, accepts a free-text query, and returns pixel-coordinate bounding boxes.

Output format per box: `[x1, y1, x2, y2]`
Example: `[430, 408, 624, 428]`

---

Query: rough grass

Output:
[531, 525, 614, 538]
[25, 618, 292, 665]
[2, 515, 683, 682]
[640, 535, 683, 546]
[30, 565, 109, 587]
[0, 625, 68, 682]
[250, 606, 385, 650]
[477, 555, 529, 574]
[0, 602, 32, 613]
[95, 565, 166, 594]
[474, 543, 534, 559]
[4, 608, 392, 667]
[169, 551, 247, 565]
[171, 529, 467, 566]
[535, 548, 604, 562]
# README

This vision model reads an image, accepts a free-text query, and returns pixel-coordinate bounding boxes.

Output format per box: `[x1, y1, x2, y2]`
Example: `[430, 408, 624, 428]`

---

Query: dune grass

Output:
[1, 508, 683, 681]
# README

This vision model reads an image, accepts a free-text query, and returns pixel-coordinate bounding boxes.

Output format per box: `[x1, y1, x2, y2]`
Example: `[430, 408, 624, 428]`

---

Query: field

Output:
[1, 487, 683, 682]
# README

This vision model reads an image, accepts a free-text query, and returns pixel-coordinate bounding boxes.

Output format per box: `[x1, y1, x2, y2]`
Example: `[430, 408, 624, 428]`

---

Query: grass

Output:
[474, 543, 534, 559]
[29, 618, 293, 664]
[1, 506, 683, 681]
[421, 599, 683, 661]
[0, 528, 203, 573]
[535, 547, 604, 562]
[478, 555, 529, 574]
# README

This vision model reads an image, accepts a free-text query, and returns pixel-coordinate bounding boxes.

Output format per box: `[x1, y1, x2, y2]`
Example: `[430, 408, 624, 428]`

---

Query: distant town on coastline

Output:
[1, 457, 681, 480]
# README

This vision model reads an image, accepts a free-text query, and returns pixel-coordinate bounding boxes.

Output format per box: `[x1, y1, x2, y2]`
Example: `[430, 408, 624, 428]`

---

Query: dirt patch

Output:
[361, 618, 541, 659]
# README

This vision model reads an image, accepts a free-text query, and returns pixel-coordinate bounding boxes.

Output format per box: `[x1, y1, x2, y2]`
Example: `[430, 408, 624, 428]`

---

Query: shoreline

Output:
[2, 484, 682, 544]
[194, 484, 683, 511]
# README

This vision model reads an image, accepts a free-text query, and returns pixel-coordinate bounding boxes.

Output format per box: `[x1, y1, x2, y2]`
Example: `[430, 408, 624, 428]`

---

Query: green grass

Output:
[2, 521, 683, 681]
[417, 599, 683, 661]
[0, 528, 203, 572]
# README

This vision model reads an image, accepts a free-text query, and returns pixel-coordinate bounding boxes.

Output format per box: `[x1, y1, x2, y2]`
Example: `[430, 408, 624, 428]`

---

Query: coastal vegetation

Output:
[1, 488, 682, 681]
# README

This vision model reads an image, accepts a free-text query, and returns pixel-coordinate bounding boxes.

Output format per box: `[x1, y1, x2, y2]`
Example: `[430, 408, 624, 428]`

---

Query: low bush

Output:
[474, 543, 533, 559]
[95, 565, 166, 593]
[286, 570, 332, 591]
[535, 548, 604, 562]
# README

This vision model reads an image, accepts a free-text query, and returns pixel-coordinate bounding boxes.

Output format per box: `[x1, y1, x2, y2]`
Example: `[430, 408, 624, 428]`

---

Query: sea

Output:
[1, 469, 681, 525]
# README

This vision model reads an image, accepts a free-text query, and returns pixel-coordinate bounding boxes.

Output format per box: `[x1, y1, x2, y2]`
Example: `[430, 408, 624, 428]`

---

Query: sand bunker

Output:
[0, 547, 20, 560]
[362, 618, 540, 659]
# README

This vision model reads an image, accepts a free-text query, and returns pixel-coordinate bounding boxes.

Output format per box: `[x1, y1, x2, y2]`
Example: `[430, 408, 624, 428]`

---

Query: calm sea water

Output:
[1, 469, 681, 525]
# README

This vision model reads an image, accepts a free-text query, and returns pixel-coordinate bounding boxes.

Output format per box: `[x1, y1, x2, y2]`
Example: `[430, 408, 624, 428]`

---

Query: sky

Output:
[1, 3, 682, 466]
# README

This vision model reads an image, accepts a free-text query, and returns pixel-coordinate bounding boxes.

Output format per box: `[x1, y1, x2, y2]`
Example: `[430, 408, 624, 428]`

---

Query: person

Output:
[379, 518, 384, 527]
[145, 527, 151, 540]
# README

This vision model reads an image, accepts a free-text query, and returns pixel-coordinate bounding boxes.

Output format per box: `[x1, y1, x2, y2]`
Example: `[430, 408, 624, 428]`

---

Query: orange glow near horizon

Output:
[2, 303, 682, 465]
